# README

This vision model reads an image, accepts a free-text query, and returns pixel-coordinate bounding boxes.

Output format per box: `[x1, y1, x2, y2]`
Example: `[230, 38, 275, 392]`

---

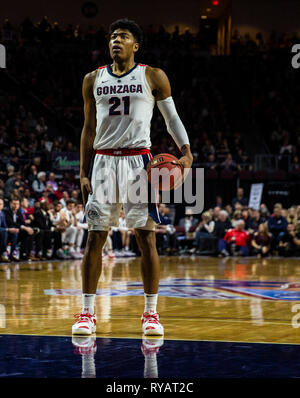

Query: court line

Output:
[1, 332, 300, 346]
[1, 316, 294, 326]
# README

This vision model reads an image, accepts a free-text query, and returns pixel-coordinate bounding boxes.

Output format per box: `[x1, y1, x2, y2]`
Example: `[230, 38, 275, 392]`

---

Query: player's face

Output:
[109, 29, 139, 61]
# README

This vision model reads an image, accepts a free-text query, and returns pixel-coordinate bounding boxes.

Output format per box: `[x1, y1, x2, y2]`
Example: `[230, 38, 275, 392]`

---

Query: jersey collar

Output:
[107, 63, 138, 78]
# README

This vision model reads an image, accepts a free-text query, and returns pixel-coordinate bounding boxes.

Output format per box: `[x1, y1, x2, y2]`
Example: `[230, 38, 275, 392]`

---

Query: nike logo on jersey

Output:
[97, 84, 143, 96]
[101, 80, 109, 83]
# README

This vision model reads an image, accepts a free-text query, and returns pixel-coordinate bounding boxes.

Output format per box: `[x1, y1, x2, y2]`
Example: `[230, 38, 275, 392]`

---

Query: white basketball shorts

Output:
[85, 148, 161, 231]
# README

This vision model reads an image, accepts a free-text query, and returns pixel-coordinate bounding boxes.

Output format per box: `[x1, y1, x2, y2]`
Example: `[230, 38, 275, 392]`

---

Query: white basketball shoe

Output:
[141, 311, 164, 336]
[72, 312, 97, 335]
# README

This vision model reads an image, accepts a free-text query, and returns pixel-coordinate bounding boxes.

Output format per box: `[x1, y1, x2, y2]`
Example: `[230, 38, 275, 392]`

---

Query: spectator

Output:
[190, 211, 215, 254]
[32, 171, 46, 196]
[232, 187, 248, 208]
[35, 117, 48, 135]
[32, 201, 53, 259]
[46, 172, 58, 192]
[155, 204, 176, 255]
[27, 165, 38, 185]
[74, 202, 87, 257]
[4, 171, 23, 199]
[116, 209, 134, 255]
[60, 199, 81, 259]
[221, 153, 238, 171]
[211, 206, 221, 223]
[59, 190, 70, 207]
[177, 208, 198, 233]
[278, 224, 300, 257]
[231, 209, 243, 228]
[4, 198, 35, 261]
[48, 201, 67, 259]
[248, 209, 264, 232]
[287, 206, 298, 228]
[220, 220, 250, 256]
[251, 223, 272, 257]
[23, 188, 35, 208]
[268, 206, 288, 245]
[0, 198, 19, 262]
[213, 210, 232, 255]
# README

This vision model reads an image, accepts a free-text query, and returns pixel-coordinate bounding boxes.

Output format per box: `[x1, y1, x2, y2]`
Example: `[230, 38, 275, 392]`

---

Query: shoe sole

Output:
[72, 326, 96, 335]
[143, 327, 164, 336]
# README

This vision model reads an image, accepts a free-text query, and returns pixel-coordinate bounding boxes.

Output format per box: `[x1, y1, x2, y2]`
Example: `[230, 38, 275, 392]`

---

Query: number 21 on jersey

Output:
[109, 96, 130, 116]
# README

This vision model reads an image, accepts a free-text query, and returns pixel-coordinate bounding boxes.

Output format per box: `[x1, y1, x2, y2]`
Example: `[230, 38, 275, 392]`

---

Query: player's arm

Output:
[80, 71, 97, 206]
[146, 67, 193, 169]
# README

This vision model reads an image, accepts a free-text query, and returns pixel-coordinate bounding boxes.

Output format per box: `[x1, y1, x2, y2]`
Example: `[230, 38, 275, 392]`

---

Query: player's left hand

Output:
[176, 154, 193, 170]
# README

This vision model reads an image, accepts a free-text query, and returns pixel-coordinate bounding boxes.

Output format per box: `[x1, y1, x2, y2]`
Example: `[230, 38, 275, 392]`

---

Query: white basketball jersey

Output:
[93, 63, 155, 149]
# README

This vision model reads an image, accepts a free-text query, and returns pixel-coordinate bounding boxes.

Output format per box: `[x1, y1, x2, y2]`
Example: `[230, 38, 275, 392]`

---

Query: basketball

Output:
[146, 153, 184, 191]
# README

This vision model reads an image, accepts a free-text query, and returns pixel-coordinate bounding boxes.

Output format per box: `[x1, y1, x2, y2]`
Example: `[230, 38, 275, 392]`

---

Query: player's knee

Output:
[135, 230, 156, 253]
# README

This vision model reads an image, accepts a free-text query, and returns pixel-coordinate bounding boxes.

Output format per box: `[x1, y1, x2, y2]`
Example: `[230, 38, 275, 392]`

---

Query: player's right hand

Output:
[80, 177, 93, 206]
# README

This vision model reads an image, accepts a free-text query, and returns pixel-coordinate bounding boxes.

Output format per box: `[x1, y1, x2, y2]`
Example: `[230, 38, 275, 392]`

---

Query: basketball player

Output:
[72, 19, 193, 335]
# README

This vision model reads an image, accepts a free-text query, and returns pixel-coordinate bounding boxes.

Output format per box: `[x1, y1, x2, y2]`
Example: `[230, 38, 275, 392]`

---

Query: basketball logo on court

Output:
[44, 278, 300, 301]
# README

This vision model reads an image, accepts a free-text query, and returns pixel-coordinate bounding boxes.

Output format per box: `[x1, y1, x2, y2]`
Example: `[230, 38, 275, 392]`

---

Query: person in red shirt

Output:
[219, 219, 250, 256]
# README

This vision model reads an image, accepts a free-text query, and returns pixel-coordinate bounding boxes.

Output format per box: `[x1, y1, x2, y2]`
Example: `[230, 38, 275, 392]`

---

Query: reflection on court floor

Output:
[1, 256, 300, 377]
[1, 334, 300, 378]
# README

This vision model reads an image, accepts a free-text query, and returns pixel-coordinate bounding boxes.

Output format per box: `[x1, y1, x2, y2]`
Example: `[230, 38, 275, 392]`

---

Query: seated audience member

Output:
[248, 209, 264, 232]
[59, 190, 70, 207]
[221, 153, 238, 171]
[232, 187, 248, 208]
[231, 209, 243, 228]
[32, 201, 53, 259]
[287, 206, 298, 228]
[0, 198, 19, 262]
[225, 204, 233, 219]
[190, 211, 215, 253]
[60, 199, 81, 259]
[4, 171, 23, 199]
[117, 210, 135, 255]
[213, 210, 232, 236]
[4, 198, 35, 261]
[278, 223, 300, 257]
[211, 206, 220, 222]
[48, 201, 67, 259]
[24, 188, 35, 208]
[268, 206, 288, 246]
[251, 223, 272, 257]
[175, 208, 199, 252]
[177, 208, 199, 232]
[155, 203, 176, 255]
[241, 208, 252, 231]
[260, 203, 270, 219]
[74, 202, 87, 257]
[220, 220, 250, 257]
[46, 172, 58, 192]
[32, 171, 47, 196]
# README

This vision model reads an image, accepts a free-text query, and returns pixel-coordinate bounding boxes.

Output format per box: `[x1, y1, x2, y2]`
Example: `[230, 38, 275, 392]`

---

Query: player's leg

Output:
[135, 229, 160, 294]
[134, 227, 164, 336]
[72, 230, 108, 335]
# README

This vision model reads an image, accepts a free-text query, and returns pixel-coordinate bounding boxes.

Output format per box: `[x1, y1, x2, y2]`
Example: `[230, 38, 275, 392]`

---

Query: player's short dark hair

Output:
[109, 18, 143, 47]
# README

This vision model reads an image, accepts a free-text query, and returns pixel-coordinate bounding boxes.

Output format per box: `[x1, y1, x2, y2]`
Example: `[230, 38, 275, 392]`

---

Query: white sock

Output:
[82, 294, 95, 314]
[144, 293, 158, 313]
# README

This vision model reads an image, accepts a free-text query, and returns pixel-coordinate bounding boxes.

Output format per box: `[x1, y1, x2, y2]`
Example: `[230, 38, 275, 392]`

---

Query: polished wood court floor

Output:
[1, 255, 300, 345]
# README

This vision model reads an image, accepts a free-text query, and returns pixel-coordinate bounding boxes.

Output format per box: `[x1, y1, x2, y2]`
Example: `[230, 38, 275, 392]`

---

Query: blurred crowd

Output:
[1, 183, 300, 262]
[155, 187, 300, 258]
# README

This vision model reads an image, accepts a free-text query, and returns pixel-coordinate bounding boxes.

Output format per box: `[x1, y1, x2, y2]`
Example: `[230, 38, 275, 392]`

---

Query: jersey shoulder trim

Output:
[139, 63, 147, 67]
[98, 65, 107, 69]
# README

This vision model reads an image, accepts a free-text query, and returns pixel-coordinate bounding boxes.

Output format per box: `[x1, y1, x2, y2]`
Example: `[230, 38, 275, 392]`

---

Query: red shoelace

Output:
[142, 312, 161, 324]
[74, 313, 96, 324]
